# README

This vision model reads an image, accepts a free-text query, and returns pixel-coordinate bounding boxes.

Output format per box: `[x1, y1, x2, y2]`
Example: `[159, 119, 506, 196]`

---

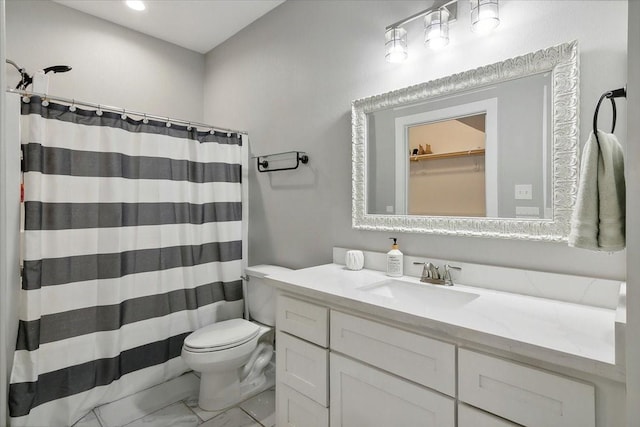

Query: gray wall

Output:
[203, 0, 628, 279]
[6, 0, 205, 120]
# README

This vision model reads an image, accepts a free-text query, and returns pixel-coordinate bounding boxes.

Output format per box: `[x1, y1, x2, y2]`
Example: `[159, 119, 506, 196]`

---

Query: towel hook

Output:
[593, 86, 627, 148]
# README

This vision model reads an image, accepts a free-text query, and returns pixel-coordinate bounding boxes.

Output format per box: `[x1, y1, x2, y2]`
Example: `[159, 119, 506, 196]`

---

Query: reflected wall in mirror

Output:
[352, 41, 579, 241]
[408, 112, 488, 217]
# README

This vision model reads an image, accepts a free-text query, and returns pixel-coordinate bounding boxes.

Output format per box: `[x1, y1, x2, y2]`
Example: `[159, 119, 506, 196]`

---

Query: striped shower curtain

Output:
[8, 97, 245, 426]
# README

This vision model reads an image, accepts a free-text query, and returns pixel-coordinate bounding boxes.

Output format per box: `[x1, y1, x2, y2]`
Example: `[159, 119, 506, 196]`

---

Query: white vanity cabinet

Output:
[458, 349, 595, 427]
[457, 404, 520, 427]
[276, 294, 456, 427]
[330, 352, 455, 427]
[330, 310, 456, 427]
[330, 311, 456, 397]
[277, 384, 329, 427]
[276, 295, 328, 347]
[275, 295, 329, 427]
[275, 293, 599, 427]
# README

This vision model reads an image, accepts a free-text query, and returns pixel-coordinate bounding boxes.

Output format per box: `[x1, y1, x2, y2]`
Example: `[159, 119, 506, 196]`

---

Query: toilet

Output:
[181, 264, 291, 411]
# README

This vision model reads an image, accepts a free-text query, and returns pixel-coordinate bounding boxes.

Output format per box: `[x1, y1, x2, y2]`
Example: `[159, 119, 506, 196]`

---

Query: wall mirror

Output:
[352, 41, 579, 241]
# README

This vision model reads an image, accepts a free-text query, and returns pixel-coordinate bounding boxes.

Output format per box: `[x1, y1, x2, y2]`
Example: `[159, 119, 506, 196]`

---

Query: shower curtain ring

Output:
[42, 97, 49, 107]
[143, 114, 149, 124]
[96, 105, 103, 116]
[187, 122, 192, 131]
[121, 108, 127, 120]
[209, 128, 215, 135]
[69, 99, 76, 112]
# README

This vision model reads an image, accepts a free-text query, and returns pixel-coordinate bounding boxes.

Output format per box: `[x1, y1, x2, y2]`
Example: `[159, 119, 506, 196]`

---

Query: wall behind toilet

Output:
[203, 0, 628, 279]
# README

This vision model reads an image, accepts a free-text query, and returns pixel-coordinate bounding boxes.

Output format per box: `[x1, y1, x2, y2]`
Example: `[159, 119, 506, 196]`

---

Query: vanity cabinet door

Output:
[276, 331, 328, 406]
[330, 353, 455, 427]
[458, 404, 521, 427]
[277, 295, 328, 347]
[331, 310, 456, 396]
[458, 349, 595, 427]
[277, 384, 328, 427]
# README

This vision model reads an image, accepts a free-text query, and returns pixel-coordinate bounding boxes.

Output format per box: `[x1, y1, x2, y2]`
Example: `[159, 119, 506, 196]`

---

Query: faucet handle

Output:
[413, 261, 432, 281]
[443, 264, 462, 286]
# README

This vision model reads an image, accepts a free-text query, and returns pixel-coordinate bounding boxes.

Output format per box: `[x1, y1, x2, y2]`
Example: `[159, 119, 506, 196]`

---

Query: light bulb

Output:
[125, 1, 146, 11]
[424, 8, 450, 49]
[471, 0, 500, 34]
[425, 28, 448, 49]
[385, 28, 408, 63]
[387, 46, 408, 63]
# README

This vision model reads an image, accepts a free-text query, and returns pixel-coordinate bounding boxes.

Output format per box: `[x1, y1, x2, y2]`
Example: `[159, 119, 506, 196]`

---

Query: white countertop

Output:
[266, 263, 624, 382]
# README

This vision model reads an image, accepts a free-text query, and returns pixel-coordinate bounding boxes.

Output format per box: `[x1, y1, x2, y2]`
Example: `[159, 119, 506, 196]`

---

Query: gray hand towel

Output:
[568, 130, 626, 251]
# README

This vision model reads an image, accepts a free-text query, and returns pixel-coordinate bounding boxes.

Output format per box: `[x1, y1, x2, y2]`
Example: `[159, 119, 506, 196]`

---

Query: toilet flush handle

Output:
[240, 275, 250, 281]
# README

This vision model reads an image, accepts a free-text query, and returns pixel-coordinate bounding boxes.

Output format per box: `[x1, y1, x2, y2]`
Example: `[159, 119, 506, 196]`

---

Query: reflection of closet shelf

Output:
[409, 148, 485, 162]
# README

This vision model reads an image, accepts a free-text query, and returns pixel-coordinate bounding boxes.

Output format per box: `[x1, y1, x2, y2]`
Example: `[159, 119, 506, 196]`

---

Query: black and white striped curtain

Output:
[9, 98, 244, 426]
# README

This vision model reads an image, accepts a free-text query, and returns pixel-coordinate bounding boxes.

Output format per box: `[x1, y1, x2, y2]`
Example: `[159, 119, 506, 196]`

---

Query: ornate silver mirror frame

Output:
[351, 41, 579, 242]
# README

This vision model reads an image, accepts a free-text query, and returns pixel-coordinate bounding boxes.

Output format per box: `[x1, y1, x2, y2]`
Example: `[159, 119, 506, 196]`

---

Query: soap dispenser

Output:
[386, 237, 403, 277]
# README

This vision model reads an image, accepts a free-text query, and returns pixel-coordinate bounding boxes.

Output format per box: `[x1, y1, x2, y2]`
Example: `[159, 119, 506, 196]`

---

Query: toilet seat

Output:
[184, 319, 261, 353]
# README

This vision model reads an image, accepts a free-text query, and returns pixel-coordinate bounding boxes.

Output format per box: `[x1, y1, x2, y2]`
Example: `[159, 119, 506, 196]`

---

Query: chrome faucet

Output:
[413, 262, 462, 286]
[443, 264, 462, 286]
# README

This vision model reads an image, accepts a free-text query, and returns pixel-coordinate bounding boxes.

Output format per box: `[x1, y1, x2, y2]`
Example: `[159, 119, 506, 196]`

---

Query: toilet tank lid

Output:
[245, 264, 293, 279]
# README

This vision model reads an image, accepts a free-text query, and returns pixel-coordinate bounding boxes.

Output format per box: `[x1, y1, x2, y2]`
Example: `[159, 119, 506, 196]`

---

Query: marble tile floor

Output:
[73, 372, 275, 427]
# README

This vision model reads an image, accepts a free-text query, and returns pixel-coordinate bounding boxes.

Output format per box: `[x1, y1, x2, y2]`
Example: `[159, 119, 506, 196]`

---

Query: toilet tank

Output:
[245, 264, 292, 326]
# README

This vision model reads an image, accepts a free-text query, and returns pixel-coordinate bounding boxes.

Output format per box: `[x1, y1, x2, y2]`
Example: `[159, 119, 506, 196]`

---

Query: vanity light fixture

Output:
[385, 0, 499, 63]
[125, 0, 146, 11]
[424, 8, 450, 48]
[385, 27, 408, 63]
[471, 0, 500, 34]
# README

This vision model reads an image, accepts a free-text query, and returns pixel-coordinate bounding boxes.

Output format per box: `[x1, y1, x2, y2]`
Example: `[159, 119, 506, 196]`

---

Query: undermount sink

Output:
[358, 279, 479, 308]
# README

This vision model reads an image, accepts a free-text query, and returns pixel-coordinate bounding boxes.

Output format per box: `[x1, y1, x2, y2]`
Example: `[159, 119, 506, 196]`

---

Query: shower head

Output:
[43, 65, 72, 74]
[5, 60, 72, 90]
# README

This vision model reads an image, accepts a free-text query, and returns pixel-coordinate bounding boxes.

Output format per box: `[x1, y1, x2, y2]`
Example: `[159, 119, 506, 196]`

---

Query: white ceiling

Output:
[53, 0, 285, 54]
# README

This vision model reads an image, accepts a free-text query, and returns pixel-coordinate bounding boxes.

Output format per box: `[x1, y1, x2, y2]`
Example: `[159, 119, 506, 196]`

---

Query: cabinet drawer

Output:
[330, 353, 455, 427]
[458, 404, 520, 427]
[458, 349, 595, 427]
[277, 384, 328, 427]
[277, 295, 328, 347]
[330, 310, 456, 396]
[276, 331, 328, 406]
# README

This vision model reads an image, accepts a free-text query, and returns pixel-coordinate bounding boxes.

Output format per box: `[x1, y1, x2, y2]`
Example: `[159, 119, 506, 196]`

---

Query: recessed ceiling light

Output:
[125, 1, 146, 11]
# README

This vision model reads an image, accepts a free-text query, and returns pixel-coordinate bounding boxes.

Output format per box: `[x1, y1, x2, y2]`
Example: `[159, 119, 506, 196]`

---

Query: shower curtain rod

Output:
[6, 88, 248, 135]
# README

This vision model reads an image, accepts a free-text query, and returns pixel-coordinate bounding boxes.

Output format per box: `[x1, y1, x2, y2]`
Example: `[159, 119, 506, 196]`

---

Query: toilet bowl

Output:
[181, 265, 292, 411]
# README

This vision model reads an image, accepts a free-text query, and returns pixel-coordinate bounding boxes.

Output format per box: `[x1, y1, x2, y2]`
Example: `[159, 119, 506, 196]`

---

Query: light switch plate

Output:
[515, 184, 533, 200]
